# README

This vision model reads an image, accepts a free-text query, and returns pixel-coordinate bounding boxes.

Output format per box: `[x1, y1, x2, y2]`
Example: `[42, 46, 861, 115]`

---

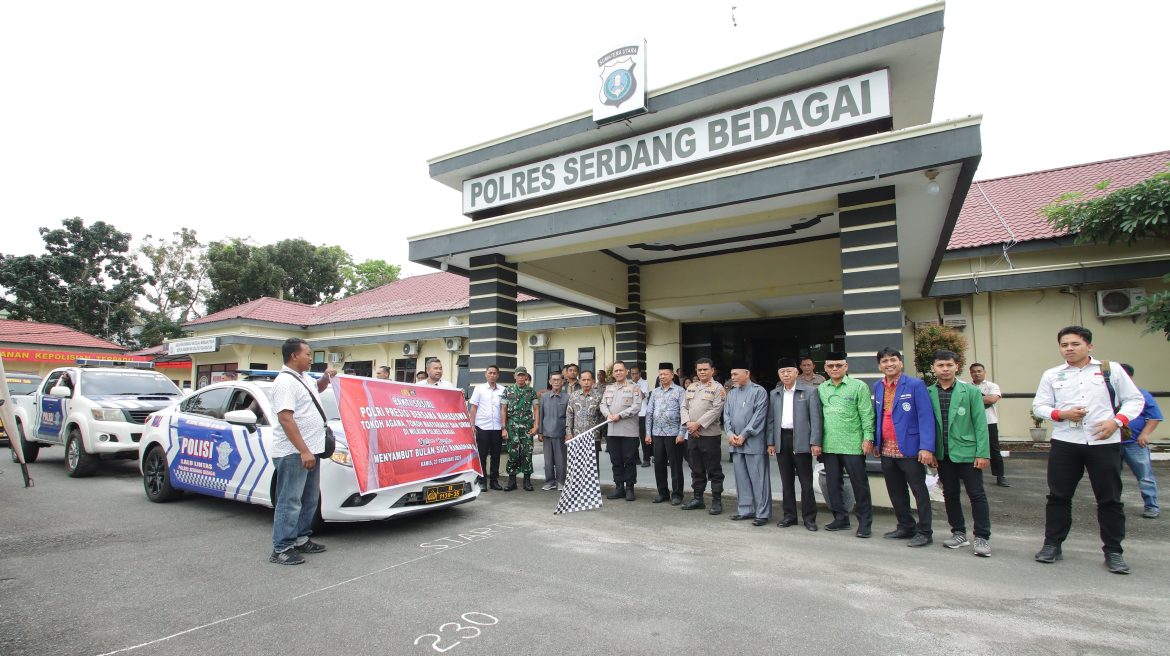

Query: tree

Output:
[1043, 165, 1170, 339]
[136, 228, 209, 347]
[342, 258, 400, 296]
[0, 218, 146, 345]
[913, 325, 967, 385]
[204, 238, 350, 313]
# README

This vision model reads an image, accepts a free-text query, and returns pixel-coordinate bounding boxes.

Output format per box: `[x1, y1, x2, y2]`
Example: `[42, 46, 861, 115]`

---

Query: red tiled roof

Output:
[0, 319, 128, 351]
[185, 271, 539, 328]
[948, 150, 1170, 250]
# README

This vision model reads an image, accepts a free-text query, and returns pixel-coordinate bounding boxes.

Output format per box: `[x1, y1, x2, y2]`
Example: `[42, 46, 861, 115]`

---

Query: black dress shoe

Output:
[1034, 544, 1063, 563]
[489, 480, 503, 491]
[625, 488, 636, 501]
[680, 498, 705, 510]
[856, 527, 872, 539]
[709, 498, 723, 515]
[996, 476, 1011, 487]
[1105, 552, 1130, 574]
[883, 529, 915, 540]
[804, 521, 818, 532]
[907, 533, 932, 547]
[824, 520, 851, 531]
[776, 517, 798, 528]
[640, 461, 652, 468]
[730, 514, 756, 521]
[652, 494, 669, 504]
[670, 496, 683, 506]
[752, 518, 769, 527]
[606, 488, 625, 500]
[503, 476, 517, 492]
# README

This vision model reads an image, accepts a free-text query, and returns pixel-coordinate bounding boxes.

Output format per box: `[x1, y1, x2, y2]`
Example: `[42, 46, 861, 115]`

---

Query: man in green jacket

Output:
[928, 350, 992, 557]
[814, 351, 875, 538]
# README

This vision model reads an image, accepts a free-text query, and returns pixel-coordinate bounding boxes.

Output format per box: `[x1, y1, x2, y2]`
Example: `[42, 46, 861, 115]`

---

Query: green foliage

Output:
[912, 325, 967, 385]
[1134, 274, 1170, 341]
[138, 227, 208, 326]
[342, 259, 401, 296]
[1042, 166, 1170, 246]
[0, 218, 146, 345]
[136, 311, 185, 348]
[204, 238, 350, 313]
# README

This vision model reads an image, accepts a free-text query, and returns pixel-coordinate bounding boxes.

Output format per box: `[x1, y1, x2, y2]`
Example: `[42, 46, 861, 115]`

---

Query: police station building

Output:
[178, 3, 1169, 440]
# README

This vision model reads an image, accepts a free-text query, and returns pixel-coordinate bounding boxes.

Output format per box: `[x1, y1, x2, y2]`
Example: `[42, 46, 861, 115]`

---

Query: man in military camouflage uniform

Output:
[680, 357, 727, 514]
[566, 369, 605, 469]
[601, 360, 644, 501]
[501, 366, 539, 491]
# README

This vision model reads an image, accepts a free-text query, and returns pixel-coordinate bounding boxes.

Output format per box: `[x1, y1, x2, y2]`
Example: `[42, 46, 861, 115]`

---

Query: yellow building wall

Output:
[646, 319, 682, 375]
[514, 325, 612, 385]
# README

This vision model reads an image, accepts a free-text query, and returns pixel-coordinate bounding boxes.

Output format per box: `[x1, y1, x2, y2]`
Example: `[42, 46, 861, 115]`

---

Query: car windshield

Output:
[80, 371, 181, 396]
[259, 386, 341, 421]
[7, 377, 42, 395]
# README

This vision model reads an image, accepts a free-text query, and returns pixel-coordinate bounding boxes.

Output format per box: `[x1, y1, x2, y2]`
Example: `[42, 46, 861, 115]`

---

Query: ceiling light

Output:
[924, 169, 940, 195]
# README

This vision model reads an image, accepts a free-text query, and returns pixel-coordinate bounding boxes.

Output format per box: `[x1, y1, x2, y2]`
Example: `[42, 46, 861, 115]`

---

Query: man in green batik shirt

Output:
[501, 366, 540, 491]
[812, 351, 876, 538]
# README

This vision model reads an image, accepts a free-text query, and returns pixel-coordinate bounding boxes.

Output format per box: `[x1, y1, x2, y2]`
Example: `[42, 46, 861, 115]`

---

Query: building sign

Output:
[464, 68, 891, 213]
[0, 348, 146, 363]
[167, 337, 219, 356]
[593, 39, 647, 124]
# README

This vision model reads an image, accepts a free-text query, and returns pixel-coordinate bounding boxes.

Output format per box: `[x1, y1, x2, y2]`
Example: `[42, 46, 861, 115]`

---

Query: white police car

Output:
[137, 371, 479, 525]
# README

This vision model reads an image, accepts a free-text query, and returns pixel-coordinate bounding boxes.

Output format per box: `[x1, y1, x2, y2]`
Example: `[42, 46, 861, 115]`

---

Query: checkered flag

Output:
[554, 421, 606, 515]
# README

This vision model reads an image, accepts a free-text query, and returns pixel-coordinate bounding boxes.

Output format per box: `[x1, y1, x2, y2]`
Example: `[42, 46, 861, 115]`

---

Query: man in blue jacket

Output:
[872, 347, 937, 547]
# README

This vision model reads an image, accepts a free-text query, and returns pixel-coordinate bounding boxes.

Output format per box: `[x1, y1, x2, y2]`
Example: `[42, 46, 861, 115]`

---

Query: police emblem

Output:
[598, 46, 639, 108]
[957, 406, 967, 416]
[215, 441, 234, 470]
[901, 402, 911, 412]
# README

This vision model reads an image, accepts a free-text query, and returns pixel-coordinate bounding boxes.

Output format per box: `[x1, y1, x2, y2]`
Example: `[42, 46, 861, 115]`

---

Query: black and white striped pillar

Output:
[614, 264, 646, 371]
[468, 254, 518, 384]
[838, 187, 905, 381]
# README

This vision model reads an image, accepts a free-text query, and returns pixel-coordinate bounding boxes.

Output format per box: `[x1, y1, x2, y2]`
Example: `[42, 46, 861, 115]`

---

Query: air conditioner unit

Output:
[444, 337, 463, 352]
[401, 341, 420, 356]
[1096, 288, 1146, 317]
[913, 320, 939, 331]
[943, 317, 968, 328]
[328, 353, 342, 364]
[527, 333, 549, 348]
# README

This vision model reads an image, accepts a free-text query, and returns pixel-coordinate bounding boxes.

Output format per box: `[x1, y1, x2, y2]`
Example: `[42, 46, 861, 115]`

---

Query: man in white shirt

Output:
[631, 365, 651, 467]
[968, 363, 1007, 487]
[269, 338, 337, 566]
[1031, 325, 1144, 574]
[468, 365, 505, 490]
[418, 357, 456, 389]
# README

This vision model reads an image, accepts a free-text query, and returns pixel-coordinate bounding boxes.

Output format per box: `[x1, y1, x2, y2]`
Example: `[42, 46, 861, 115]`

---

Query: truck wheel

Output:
[142, 446, 181, 502]
[65, 429, 97, 477]
[13, 422, 40, 463]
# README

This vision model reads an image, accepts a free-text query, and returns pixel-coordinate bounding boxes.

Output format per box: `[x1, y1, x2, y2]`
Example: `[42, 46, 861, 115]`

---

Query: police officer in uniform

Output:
[680, 357, 727, 515]
[600, 360, 643, 501]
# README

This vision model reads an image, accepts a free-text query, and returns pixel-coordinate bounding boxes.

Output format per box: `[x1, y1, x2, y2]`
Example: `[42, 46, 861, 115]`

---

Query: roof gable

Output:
[0, 318, 127, 351]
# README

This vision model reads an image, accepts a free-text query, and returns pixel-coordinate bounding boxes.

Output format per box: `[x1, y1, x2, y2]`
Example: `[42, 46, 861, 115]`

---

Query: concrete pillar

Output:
[468, 254, 518, 384]
[615, 264, 646, 370]
[838, 187, 904, 381]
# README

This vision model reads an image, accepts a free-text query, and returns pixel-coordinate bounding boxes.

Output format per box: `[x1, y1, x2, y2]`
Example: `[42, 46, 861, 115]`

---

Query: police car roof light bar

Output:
[236, 369, 323, 381]
[75, 358, 155, 369]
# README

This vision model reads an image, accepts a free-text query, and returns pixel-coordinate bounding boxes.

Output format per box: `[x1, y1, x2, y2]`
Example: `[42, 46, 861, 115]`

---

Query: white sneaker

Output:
[943, 532, 970, 549]
[540, 481, 555, 491]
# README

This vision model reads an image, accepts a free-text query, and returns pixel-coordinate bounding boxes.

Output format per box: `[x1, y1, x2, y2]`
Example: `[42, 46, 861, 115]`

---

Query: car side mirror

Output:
[224, 409, 258, 427]
[50, 386, 72, 399]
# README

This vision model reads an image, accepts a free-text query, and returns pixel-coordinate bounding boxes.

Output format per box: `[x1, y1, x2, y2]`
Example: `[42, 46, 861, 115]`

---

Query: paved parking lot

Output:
[2, 450, 1167, 656]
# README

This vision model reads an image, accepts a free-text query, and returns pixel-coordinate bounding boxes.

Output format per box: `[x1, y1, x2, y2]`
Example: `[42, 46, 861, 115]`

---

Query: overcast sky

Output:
[2, 0, 1167, 276]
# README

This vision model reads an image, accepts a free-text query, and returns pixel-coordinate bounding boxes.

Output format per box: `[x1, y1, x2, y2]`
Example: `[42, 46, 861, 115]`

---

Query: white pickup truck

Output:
[11, 360, 183, 476]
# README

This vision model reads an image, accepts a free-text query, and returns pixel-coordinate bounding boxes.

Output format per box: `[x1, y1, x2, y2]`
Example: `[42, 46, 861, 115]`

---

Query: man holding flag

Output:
[557, 369, 606, 514]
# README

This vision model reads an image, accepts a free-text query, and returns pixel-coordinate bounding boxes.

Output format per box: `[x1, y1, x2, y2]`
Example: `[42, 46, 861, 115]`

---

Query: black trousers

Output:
[987, 423, 1005, 478]
[823, 453, 872, 528]
[652, 435, 686, 498]
[1045, 439, 1125, 554]
[475, 428, 502, 482]
[938, 458, 990, 539]
[607, 435, 639, 488]
[687, 435, 725, 496]
[776, 430, 816, 523]
[881, 456, 932, 536]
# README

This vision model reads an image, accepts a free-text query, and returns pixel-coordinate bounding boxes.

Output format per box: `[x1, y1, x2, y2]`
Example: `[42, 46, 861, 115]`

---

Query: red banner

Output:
[333, 375, 481, 493]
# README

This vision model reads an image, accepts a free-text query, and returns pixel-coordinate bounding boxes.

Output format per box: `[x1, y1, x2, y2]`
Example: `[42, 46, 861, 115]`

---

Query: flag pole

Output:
[0, 355, 34, 488]
[565, 419, 609, 444]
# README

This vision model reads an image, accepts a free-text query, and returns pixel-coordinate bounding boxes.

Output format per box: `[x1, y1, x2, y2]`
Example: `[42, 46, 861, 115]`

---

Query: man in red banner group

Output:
[469, 365, 505, 491]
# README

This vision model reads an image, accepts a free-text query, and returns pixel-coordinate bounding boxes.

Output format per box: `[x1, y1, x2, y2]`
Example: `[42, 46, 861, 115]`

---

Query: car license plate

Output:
[423, 483, 463, 504]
